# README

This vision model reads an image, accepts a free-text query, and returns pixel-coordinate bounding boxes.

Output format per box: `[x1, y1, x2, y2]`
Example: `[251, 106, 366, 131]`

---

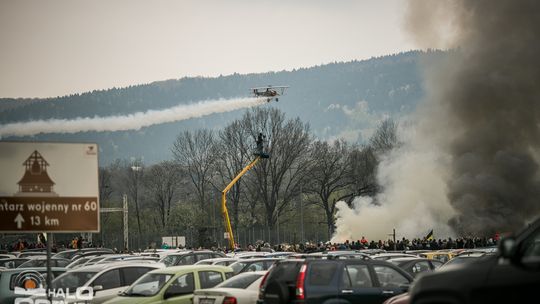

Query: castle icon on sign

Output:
[15, 150, 58, 197]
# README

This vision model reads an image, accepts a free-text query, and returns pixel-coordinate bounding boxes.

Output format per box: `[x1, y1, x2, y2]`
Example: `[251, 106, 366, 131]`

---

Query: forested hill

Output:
[0, 50, 445, 165]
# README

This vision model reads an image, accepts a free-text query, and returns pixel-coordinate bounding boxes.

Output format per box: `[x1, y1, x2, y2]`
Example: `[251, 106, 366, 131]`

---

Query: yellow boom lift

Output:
[222, 133, 269, 250]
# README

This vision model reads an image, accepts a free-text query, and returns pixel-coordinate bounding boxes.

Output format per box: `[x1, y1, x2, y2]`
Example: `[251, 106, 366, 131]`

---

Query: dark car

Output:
[258, 258, 413, 304]
[159, 250, 226, 267]
[387, 257, 443, 277]
[437, 255, 485, 270]
[410, 217, 540, 304]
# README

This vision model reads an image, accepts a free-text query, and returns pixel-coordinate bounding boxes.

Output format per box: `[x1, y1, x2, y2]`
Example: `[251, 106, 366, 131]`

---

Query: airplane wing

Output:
[250, 85, 289, 90]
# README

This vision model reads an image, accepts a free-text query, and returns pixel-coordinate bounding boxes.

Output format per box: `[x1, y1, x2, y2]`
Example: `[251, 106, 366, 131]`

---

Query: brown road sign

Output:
[0, 142, 99, 233]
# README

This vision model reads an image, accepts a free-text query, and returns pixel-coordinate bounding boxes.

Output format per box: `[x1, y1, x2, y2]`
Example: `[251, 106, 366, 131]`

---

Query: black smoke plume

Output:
[408, 0, 540, 235]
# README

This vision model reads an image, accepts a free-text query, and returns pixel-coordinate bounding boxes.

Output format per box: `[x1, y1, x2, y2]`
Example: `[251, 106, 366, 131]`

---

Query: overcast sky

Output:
[0, 0, 416, 98]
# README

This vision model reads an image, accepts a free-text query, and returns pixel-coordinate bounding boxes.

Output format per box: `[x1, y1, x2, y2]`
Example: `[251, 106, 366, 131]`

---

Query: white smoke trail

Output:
[0, 97, 266, 137]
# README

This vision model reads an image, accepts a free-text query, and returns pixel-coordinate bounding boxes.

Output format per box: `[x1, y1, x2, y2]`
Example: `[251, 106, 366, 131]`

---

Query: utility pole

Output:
[388, 228, 396, 251]
[100, 194, 129, 251]
[300, 184, 304, 243]
[277, 212, 280, 244]
[123, 194, 129, 251]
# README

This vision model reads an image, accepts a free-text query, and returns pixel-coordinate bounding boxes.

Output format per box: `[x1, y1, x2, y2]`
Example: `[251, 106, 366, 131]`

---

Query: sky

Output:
[0, 0, 416, 98]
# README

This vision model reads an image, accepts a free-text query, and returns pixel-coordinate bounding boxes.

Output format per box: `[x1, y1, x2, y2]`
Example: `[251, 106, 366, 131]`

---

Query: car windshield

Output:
[122, 273, 173, 297]
[51, 271, 97, 291]
[230, 262, 247, 274]
[216, 273, 263, 289]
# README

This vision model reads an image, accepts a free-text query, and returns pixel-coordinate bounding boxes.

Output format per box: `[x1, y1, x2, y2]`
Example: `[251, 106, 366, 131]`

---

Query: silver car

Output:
[34, 262, 164, 303]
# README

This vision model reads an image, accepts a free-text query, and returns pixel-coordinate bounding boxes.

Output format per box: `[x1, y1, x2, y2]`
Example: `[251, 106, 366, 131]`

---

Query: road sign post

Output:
[46, 232, 52, 302]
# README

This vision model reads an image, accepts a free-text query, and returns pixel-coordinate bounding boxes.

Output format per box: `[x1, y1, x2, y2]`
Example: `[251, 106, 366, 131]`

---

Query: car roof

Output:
[151, 264, 233, 275]
[166, 250, 217, 256]
[71, 262, 164, 272]
[234, 270, 267, 276]
[388, 257, 431, 262]
[195, 257, 236, 263]
[372, 253, 418, 257]
[231, 258, 280, 263]
[0, 267, 67, 274]
[17, 256, 69, 260]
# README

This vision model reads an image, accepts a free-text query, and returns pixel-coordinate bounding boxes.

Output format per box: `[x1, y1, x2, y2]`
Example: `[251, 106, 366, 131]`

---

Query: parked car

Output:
[118, 256, 161, 263]
[16, 251, 46, 259]
[229, 252, 271, 259]
[417, 251, 455, 263]
[383, 292, 410, 304]
[103, 265, 234, 304]
[94, 254, 142, 264]
[326, 251, 373, 260]
[372, 253, 419, 261]
[263, 252, 296, 259]
[11, 248, 47, 258]
[65, 257, 93, 269]
[195, 257, 238, 266]
[258, 258, 413, 304]
[17, 257, 71, 268]
[160, 250, 226, 267]
[387, 257, 443, 277]
[437, 254, 485, 270]
[194, 270, 267, 304]
[141, 248, 184, 258]
[410, 217, 540, 304]
[71, 250, 115, 261]
[38, 262, 164, 304]
[0, 258, 30, 269]
[53, 248, 114, 260]
[80, 255, 112, 266]
[0, 267, 66, 304]
[229, 258, 279, 275]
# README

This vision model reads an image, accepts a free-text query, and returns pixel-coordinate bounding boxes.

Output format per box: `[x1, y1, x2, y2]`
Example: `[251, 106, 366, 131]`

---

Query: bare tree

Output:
[340, 145, 378, 205]
[242, 108, 311, 242]
[144, 161, 182, 232]
[99, 167, 114, 203]
[172, 129, 218, 245]
[306, 139, 350, 237]
[215, 120, 252, 235]
[370, 118, 399, 155]
[336, 120, 399, 206]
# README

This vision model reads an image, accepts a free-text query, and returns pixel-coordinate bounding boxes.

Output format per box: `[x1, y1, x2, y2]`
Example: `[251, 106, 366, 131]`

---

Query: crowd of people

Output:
[2, 234, 499, 255]
[237, 234, 499, 254]
[1, 235, 88, 253]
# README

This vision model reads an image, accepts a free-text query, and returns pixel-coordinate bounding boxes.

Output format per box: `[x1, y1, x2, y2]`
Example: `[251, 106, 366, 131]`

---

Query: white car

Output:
[227, 251, 270, 259]
[194, 257, 237, 266]
[33, 262, 164, 303]
[193, 271, 266, 304]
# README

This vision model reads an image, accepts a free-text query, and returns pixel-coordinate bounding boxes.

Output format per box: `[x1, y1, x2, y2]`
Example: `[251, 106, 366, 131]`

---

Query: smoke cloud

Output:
[334, 0, 540, 240]
[0, 97, 266, 137]
[332, 122, 457, 242]
[435, 0, 540, 235]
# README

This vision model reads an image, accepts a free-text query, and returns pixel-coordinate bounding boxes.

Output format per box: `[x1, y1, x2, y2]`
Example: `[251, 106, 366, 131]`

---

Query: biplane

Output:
[251, 85, 289, 102]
